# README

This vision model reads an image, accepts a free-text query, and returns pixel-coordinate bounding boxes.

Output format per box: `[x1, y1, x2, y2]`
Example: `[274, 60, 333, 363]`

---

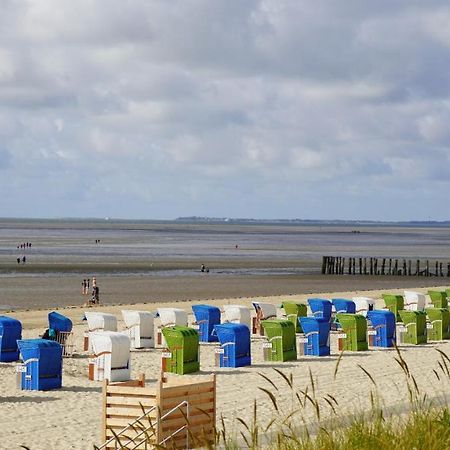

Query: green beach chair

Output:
[426, 308, 450, 341]
[282, 302, 307, 333]
[261, 319, 297, 362]
[382, 294, 404, 322]
[428, 291, 448, 309]
[161, 326, 200, 375]
[335, 313, 368, 351]
[398, 310, 427, 345]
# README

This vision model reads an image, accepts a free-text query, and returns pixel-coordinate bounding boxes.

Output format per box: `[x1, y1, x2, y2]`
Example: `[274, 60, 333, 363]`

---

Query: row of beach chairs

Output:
[2, 289, 449, 390]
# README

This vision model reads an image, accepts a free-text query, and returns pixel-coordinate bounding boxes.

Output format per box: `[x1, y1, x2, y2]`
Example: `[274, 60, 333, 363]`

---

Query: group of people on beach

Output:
[201, 264, 210, 273]
[16, 242, 32, 264]
[17, 242, 32, 249]
[82, 277, 100, 305]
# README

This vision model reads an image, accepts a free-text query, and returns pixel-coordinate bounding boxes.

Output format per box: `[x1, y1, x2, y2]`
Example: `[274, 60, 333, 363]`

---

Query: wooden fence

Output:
[322, 256, 450, 277]
[102, 372, 216, 449]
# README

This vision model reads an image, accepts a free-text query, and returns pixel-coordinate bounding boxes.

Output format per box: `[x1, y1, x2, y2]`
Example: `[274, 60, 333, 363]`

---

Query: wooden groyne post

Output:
[321, 256, 450, 277]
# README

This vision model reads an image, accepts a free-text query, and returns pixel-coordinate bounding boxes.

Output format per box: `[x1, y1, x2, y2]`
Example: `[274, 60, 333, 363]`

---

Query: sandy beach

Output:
[1, 285, 450, 450]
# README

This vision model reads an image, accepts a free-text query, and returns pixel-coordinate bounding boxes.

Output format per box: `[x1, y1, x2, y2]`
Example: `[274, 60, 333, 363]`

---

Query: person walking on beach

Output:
[17, 257, 20, 264]
[87, 278, 90, 292]
[82, 279, 86, 295]
[92, 277, 97, 288]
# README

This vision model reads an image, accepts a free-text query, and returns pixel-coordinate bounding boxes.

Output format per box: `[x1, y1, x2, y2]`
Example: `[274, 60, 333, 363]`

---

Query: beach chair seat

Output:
[122, 310, 155, 349]
[261, 319, 297, 362]
[426, 308, 450, 341]
[298, 317, 330, 356]
[0, 316, 22, 362]
[222, 305, 252, 330]
[398, 310, 427, 345]
[382, 294, 404, 322]
[252, 302, 277, 335]
[335, 313, 368, 351]
[428, 291, 448, 309]
[161, 326, 200, 375]
[352, 297, 375, 317]
[403, 291, 426, 311]
[214, 323, 251, 368]
[17, 339, 62, 390]
[367, 310, 396, 347]
[89, 331, 131, 382]
[192, 304, 221, 342]
[282, 302, 307, 332]
[308, 298, 332, 321]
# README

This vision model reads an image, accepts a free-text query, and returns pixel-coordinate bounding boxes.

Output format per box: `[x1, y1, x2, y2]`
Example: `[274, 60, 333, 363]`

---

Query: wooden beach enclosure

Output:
[102, 372, 216, 449]
[322, 256, 450, 277]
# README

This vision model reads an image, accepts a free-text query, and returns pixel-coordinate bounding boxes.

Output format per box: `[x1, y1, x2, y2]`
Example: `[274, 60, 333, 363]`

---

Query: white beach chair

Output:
[403, 291, 426, 311]
[156, 308, 188, 346]
[85, 312, 118, 332]
[84, 312, 117, 351]
[351, 297, 375, 317]
[222, 305, 252, 330]
[89, 331, 131, 382]
[121, 310, 155, 349]
[156, 308, 188, 327]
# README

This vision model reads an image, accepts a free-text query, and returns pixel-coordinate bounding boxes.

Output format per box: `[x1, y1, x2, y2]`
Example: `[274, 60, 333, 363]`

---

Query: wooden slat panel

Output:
[106, 407, 157, 418]
[161, 392, 213, 409]
[106, 397, 156, 407]
[162, 384, 214, 399]
[161, 415, 213, 430]
[107, 386, 155, 396]
[160, 405, 214, 420]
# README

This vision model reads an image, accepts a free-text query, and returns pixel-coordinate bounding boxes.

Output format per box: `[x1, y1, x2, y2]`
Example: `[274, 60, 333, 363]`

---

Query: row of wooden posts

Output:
[321, 256, 450, 277]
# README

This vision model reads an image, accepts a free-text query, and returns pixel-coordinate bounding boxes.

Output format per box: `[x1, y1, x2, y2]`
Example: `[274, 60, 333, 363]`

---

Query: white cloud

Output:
[0, 0, 450, 220]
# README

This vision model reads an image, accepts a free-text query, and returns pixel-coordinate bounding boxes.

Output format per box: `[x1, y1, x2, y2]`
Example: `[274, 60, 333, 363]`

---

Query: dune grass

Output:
[213, 345, 450, 450]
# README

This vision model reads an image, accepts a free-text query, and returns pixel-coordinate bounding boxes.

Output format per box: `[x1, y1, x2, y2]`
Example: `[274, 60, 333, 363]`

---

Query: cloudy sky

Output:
[1, 1, 450, 221]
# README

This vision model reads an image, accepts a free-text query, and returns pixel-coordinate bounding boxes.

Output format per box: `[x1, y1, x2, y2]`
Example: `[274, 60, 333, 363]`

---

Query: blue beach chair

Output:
[214, 323, 251, 368]
[0, 316, 22, 362]
[308, 298, 332, 321]
[367, 310, 396, 347]
[192, 305, 221, 342]
[299, 317, 330, 356]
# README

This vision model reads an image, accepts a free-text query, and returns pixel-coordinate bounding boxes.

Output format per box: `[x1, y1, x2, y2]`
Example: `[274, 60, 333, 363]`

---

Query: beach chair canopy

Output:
[0, 316, 22, 362]
[252, 302, 277, 319]
[403, 291, 426, 311]
[332, 299, 356, 314]
[90, 331, 130, 369]
[308, 298, 332, 320]
[222, 305, 251, 329]
[157, 308, 188, 327]
[192, 304, 220, 342]
[352, 297, 375, 316]
[48, 311, 73, 333]
[122, 310, 154, 336]
[85, 312, 117, 332]
[17, 339, 63, 390]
